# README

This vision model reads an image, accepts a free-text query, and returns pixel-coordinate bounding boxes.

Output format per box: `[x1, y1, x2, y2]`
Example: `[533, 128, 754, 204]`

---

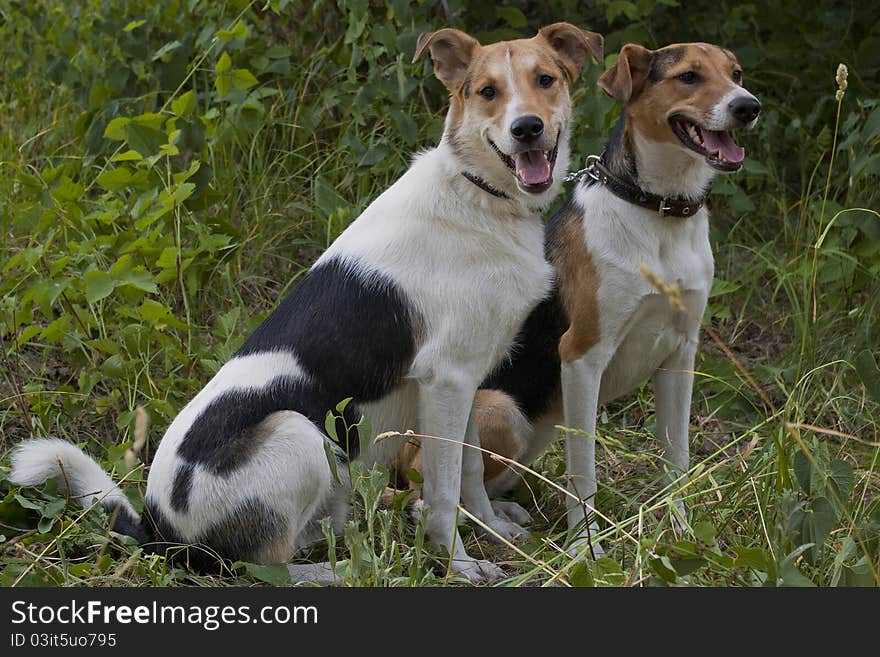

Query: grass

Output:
[0, 1, 878, 587]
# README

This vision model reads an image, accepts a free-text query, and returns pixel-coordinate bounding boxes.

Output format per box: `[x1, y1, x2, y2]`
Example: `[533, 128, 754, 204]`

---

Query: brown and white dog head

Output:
[599, 42, 760, 183]
[414, 23, 603, 202]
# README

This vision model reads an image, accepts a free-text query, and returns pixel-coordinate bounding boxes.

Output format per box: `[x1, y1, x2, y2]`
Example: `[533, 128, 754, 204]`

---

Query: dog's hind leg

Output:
[461, 402, 530, 541]
[199, 410, 342, 568]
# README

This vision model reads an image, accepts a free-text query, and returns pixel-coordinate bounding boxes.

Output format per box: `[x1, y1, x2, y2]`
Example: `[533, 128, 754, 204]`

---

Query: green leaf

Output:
[216, 74, 231, 99]
[138, 300, 173, 323]
[43, 498, 66, 518]
[14, 494, 44, 511]
[671, 557, 706, 576]
[216, 51, 232, 74]
[797, 496, 837, 563]
[710, 277, 741, 297]
[171, 90, 197, 117]
[103, 117, 131, 141]
[592, 557, 626, 586]
[606, 0, 640, 21]
[391, 488, 413, 512]
[111, 150, 143, 162]
[116, 269, 158, 294]
[569, 561, 594, 587]
[356, 414, 372, 459]
[169, 182, 196, 205]
[389, 109, 418, 145]
[123, 19, 146, 32]
[693, 521, 716, 545]
[793, 449, 812, 495]
[322, 440, 342, 486]
[96, 167, 132, 191]
[854, 349, 880, 405]
[495, 6, 528, 27]
[650, 556, 677, 583]
[217, 19, 249, 42]
[780, 561, 816, 587]
[124, 123, 166, 157]
[231, 68, 258, 91]
[324, 410, 338, 441]
[244, 562, 291, 586]
[152, 40, 182, 62]
[827, 459, 854, 502]
[83, 270, 116, 304]
[732, 546, 769, 571]
[405, 468, 423, 484]
[842, 557, 876, 586]
[41, 315, 72, 343]
[314, 176, 347, 219]
[51, 176, 84, 202]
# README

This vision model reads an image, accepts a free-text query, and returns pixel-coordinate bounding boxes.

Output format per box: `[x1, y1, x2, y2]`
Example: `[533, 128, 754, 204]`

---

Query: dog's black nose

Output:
[510, 115, 544, 142]
[729, 96, 761, 123]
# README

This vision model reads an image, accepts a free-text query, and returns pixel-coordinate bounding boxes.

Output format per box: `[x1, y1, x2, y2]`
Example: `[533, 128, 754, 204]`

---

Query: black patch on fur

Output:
[177, 258, 417, 465]
[103, 496, 282, 574]
[648, 46, 686, 83]
[137, 498, 286, 572]
[169, 462, 195, 513]
[180, 376, 363, 463]
[600, 111, 637, 184]
[104, 500, 153, 545]
[199, 498, 287, 563]
[481, 288, 566, 420]
[237, 258, 418, 401]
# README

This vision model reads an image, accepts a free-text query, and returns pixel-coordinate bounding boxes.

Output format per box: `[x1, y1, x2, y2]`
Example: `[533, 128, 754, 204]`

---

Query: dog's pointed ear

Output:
[413, 28, 479, 91]
[598, 43, 653, 102]
[538, 23, 604, 84]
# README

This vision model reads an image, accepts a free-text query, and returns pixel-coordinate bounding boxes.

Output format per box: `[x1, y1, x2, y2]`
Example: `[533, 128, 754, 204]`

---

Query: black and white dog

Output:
[10, 23, 602, 582]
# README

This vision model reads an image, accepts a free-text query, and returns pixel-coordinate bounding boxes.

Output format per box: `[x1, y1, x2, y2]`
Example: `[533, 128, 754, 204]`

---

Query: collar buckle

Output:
[658, 198, 673, 217]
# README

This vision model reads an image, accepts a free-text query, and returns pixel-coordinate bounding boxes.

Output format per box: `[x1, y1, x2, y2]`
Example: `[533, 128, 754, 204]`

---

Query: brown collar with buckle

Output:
[583, 158, 706, 218]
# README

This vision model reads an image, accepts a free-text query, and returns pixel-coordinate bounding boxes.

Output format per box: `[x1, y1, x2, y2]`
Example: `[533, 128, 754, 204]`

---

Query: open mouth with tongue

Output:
[670, 116, 745, 172]
[489, 137, 558, 194]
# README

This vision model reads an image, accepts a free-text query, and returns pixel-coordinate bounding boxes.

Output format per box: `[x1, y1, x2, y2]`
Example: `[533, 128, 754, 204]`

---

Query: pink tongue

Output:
[515, 150, 551, 185]
[701, 129, 745, 163]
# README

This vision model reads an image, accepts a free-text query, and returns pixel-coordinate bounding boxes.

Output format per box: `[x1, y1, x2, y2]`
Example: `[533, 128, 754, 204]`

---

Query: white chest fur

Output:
[322, 146, 553, 385]
[573, 183, 714, 402]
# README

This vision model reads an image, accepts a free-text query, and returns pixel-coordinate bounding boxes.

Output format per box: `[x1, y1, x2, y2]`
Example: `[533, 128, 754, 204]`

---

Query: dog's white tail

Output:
[10, 438, 140, 522]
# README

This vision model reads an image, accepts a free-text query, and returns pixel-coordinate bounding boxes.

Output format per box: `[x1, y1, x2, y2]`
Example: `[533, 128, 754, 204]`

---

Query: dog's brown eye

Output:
[479, 86, 496, 100]
[538, 74, 555, 88]
[732, 69, 743, 83]
[676, 71, 699, 84]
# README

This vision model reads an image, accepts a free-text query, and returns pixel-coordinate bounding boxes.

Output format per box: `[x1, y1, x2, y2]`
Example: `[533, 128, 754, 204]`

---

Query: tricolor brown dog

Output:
[397, 42, 760, 554]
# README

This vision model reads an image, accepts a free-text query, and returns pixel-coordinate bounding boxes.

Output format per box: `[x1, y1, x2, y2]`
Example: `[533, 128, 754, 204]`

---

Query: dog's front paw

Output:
[481, 515, 530, 543]
[491, 499, 532, 526]
[450, 558, 505, 584]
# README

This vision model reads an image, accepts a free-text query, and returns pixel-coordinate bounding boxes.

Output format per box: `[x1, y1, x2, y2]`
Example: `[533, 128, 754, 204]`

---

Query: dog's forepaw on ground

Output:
[480, 515, 531, 543]
[451, 558, 505, 584]
[491, 500, 532, 526]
